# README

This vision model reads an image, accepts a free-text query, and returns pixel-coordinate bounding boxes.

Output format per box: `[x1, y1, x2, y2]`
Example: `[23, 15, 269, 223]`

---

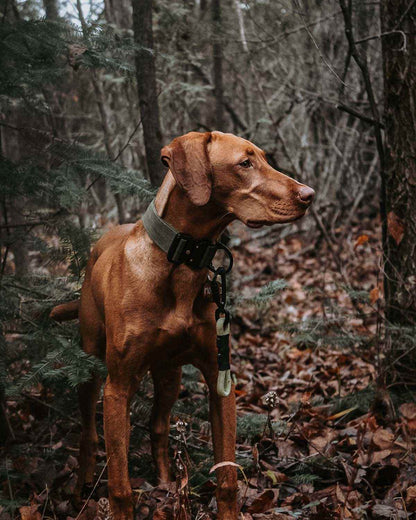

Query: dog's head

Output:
[161, 131, 314, 227]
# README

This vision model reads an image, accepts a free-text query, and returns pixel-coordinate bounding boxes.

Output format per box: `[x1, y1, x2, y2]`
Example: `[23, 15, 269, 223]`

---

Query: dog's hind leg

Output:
[150, 365, 182, 483]
[75, 290, 105, 501]
[75, 372, 103, 499]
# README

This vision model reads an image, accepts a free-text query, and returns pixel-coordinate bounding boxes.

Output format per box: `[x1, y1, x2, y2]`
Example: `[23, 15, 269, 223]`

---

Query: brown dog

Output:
[50, 131, 314, 520]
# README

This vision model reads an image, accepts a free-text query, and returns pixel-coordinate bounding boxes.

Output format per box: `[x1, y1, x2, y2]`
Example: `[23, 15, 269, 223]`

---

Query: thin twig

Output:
[337, 103, 385, 128]
[293, 1, 353, 90]
[338, 0, 387, 280]
[393, 0, 416, 29]
[338, 0, 385, 167]
[355, 30, 407, 51]
[75, 458, 109, 520]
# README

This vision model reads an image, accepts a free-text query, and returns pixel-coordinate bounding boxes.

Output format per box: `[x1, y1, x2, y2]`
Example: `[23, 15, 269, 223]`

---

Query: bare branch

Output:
[355, 30, 407, 51]
[337, 103, 385, 128]
[293, 1, 352, 90]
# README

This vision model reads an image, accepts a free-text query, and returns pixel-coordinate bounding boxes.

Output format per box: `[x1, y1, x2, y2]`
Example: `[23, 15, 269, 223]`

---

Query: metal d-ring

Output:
[209, 242, 233, 275]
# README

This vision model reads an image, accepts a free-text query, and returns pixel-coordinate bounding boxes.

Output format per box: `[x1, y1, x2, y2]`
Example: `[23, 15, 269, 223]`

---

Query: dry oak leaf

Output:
[19, 505, 41, 520]
[372, 428, 395, 450]
[387, 211, 405, 245]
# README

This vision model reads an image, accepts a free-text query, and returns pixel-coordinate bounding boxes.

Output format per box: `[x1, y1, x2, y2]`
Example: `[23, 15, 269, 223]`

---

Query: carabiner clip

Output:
[209, 242, 233, 274]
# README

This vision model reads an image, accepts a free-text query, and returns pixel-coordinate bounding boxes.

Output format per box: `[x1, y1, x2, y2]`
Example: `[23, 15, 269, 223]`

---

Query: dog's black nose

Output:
[299, 186, 315, 204]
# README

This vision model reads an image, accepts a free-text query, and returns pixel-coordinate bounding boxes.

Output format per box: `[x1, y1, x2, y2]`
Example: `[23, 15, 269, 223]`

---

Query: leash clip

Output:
[209, 242, 233, 275]
[210, 257, 233, 397]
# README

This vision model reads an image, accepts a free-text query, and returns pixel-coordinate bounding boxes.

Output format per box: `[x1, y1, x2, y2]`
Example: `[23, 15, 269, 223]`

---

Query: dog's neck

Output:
[153, 172, 233, 241]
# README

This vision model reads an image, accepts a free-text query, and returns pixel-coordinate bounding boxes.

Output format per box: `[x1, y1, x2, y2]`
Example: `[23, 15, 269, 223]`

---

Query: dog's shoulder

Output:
[91, 224, 136, 262]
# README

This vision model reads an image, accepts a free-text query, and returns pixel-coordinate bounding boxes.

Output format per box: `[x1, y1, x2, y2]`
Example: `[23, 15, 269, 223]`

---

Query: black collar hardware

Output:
[167, 235, 233, 273]
[142, 199, 233, 272]
[167, 233, 218, 270]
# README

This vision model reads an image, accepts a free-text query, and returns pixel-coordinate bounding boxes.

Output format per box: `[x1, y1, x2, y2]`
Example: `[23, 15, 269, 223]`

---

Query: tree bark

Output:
[104, 0, 131, 29]
[380, 0, 416, 378]
[211, 0, 225, 131]
[132, 0, 164, 186]
[43, 0, 59, 20]
[0, 123, 30, 278]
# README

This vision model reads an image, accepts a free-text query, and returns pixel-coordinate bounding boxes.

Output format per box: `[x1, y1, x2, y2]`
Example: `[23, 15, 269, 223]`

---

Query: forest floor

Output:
[3, 215, 416, 520]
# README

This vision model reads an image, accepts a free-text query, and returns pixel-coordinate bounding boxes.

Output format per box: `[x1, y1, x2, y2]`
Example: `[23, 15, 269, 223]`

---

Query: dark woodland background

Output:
[1, 0, 416, 518]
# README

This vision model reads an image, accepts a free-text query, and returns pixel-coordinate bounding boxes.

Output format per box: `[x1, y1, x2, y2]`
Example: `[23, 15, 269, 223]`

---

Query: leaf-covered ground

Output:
[2, 217, 416, 520]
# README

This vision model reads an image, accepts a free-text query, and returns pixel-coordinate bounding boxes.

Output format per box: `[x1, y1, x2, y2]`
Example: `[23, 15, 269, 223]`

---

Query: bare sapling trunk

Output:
[132, 0, 164, 186]
[212, 0, 225, 131]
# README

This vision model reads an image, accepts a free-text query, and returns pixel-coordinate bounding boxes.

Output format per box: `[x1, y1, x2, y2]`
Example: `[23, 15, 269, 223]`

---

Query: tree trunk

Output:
[0, 332, 13, 446]
[211, 0, 225, 131]
[381, 1, 416, 380]
[104, 0, 131, 29]
[132, 0, 164, 186]
[43, 0, 59, 20]
[0, 123, 30, 278]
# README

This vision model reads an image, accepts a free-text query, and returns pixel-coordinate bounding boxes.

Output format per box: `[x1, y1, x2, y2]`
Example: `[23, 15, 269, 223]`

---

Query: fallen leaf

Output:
[264, 469, 287, 485]
[370, 448, 391, 465]
[354, 234, 369, 250]
[372, 428, 394, 450]
[399, 402, 416, 420]
[247, 489, 277, 514]
[19, 505, 41, 520]
[406, 485, 416, 512]
[369, 287, 380, 305]
[400, 403, 416, 431]
[372, 504, 407, 518]
[387, 211, 405, 245]
[335, 482, 346, 504]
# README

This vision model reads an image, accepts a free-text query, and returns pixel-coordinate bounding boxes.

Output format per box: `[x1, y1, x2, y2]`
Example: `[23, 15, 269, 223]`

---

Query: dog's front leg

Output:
[209, 382, 238, 520]
[199, 353, 238, 520]
[103, 376, 136, 520]
[150, 365, 182, 483]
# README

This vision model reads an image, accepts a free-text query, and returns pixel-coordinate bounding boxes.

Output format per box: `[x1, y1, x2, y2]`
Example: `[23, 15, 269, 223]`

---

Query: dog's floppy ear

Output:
[161, 132, 212, 206]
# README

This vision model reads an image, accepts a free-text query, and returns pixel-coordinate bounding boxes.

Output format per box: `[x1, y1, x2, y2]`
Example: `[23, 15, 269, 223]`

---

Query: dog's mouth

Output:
[246, 211, 306, 228]
[246, 220, 271, 229]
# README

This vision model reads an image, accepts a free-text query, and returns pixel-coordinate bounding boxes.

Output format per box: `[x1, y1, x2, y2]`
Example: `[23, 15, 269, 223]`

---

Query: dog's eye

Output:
[239, 159, 252, 168]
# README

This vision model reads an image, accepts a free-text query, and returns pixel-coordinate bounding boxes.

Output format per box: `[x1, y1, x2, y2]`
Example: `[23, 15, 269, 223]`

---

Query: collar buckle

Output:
[167, 233, 218, 270]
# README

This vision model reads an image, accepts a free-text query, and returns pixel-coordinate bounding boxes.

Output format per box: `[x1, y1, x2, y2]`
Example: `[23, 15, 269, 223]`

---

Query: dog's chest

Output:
[154, 292, 213, 357]
[158, 303, 200, 339]
[158, 273, 210, 337]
